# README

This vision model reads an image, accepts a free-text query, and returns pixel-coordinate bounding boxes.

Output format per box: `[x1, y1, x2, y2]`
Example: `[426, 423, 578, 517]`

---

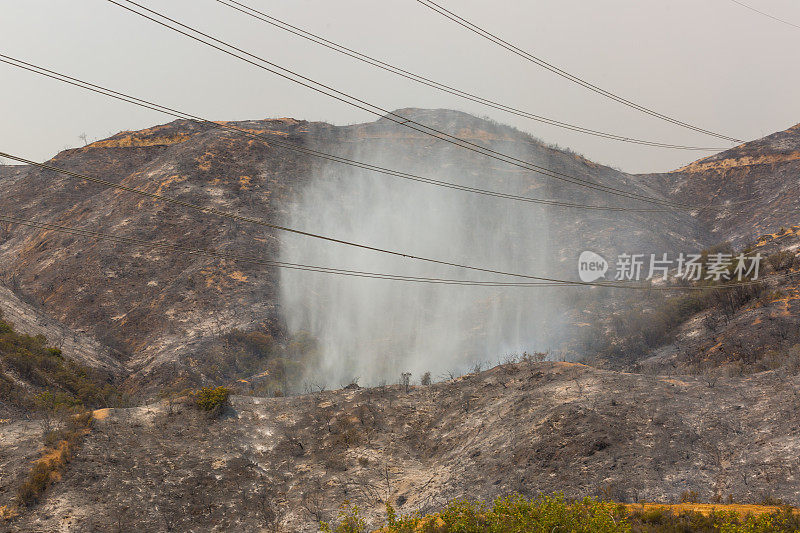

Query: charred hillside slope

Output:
[2, 112, 800, 532]
[2, 362, 799, 532]
[0, 109, 704, 387]
[646, 122, 800, 247]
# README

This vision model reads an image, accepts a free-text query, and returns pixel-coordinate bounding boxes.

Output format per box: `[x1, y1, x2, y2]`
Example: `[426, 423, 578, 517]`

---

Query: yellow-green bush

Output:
[330, 494, 630, 533]
[0, 311, 124, 409]
[328, 494, 800, 533]
[193, 386, 231, 412]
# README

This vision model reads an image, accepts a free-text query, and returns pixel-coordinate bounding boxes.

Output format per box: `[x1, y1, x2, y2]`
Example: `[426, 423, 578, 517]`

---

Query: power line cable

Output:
[104, 0, 705, 209]
[0, 213, 780, 291]
[214, 1, 758, 233]
[215, 0, 724, 151]
[0, 152, 767, 290]
[414, 0, 744, 144]
[729, 0, 800, 30]
[0, 214, 564, 287]
[2, 150, 645, 286]
[0, 54, 686, 213]
[0, 54, 753, 215]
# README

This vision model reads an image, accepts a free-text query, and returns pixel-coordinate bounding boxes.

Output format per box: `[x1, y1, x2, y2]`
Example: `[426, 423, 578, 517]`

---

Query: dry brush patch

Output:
[11, 410, 93, 512]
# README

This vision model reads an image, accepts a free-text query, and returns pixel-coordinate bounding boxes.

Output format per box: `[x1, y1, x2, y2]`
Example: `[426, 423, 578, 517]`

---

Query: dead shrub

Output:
[16, 410, 92, 507]
[680, 489, 700, 503]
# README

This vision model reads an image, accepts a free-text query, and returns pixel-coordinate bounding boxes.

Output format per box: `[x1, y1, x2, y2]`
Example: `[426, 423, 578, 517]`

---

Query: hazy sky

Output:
[1, 0, 798, 173]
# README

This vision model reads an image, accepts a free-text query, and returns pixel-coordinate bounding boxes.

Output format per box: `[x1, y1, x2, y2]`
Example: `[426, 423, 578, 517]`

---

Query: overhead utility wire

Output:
[2, 150, 644, 286]
[0, 213, 780, 291]
[729, 0, 800, 30]
[1, 54, 751, 215]
[0, 152, 762, 291]
[0, 214, 565, 287]
[0, 54, 684, 213]
[215, 0, 724, 151]
[105, 0, 706, 209]
[415, 0, 744, 144]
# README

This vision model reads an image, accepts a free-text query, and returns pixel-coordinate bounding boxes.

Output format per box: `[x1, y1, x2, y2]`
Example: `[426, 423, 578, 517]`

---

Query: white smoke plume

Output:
[278, 112, 561, 386]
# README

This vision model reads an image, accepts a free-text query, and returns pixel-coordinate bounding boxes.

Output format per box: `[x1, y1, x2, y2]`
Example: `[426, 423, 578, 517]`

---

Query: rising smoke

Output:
[278, 111, 563, 386]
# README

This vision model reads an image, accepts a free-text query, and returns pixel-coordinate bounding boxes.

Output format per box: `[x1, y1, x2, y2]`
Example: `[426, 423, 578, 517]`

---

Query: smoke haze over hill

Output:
[279, 118, 559, 384]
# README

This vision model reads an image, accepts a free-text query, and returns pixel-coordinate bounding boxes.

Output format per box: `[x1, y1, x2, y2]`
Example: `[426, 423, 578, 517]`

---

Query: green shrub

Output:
[629, 506, 800, 532]
[337, 493, 631, 532]
[193, 386, 231, 412]
[0, 316, 124, 409]
[339, 494, 800, 533]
